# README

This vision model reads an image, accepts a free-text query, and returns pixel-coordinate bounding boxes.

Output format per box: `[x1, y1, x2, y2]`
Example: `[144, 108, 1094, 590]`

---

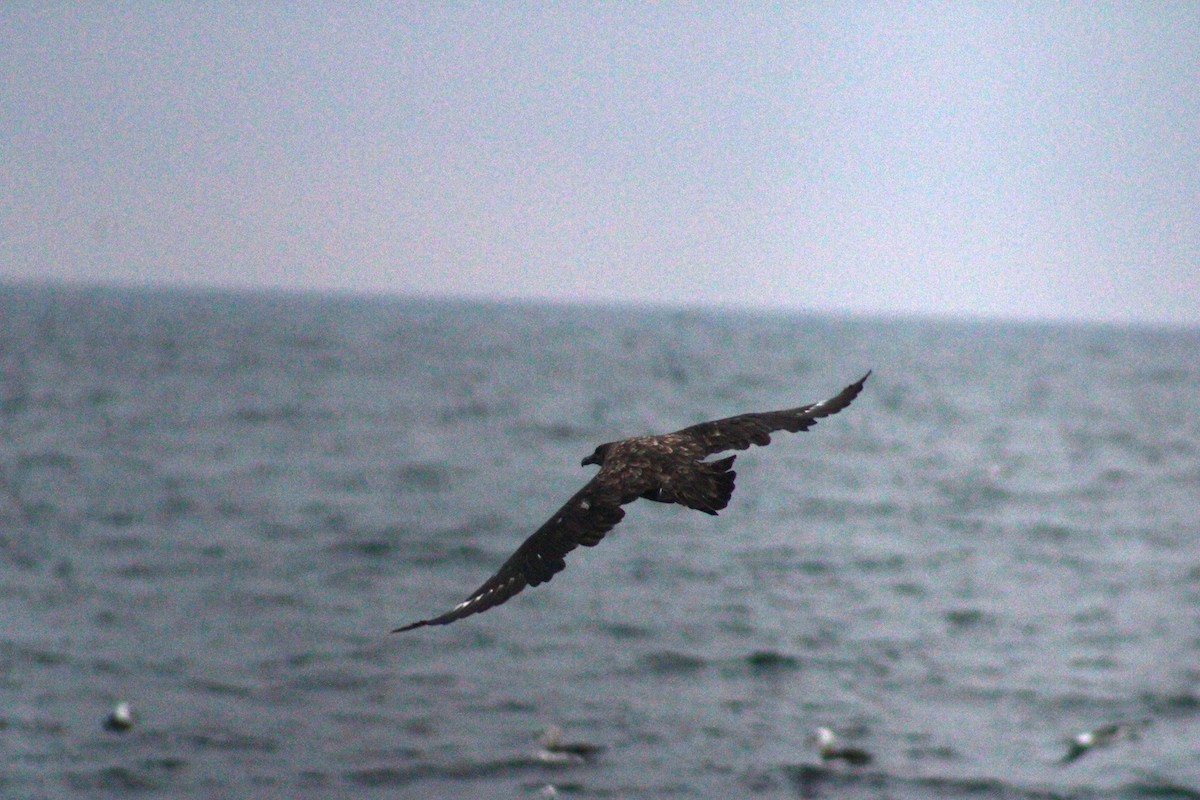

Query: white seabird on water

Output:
[103, 701, 134, 732]
[812, 726, 873, 766]
[1060, 720, 1148, 764]
[535, 724, 605, 765]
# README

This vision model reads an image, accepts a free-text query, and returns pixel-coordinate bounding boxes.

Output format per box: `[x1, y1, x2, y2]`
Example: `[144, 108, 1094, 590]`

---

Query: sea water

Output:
[2, 284, 1198, 798]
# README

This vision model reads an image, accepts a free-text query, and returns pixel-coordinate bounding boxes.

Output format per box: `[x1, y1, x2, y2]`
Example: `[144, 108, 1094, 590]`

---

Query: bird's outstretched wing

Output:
[674, 371, 870, 457]
[393, 477, 629, 632]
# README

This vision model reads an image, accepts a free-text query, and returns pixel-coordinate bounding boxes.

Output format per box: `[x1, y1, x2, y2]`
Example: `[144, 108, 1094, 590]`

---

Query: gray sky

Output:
[3, 4, 1198, 325]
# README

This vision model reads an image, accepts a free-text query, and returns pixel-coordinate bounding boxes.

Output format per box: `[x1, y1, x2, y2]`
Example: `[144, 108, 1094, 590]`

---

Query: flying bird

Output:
[395, 371, 871, 632]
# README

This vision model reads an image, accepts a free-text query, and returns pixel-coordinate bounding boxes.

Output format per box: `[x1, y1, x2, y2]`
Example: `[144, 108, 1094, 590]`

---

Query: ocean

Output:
[1, 284, 1198, 798]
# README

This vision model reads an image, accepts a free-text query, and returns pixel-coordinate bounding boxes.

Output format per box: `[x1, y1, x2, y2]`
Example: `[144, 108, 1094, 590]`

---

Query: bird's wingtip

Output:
[392, 619, 429, 633]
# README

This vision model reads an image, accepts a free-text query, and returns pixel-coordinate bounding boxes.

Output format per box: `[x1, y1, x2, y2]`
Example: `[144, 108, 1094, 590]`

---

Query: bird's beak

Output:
[581, 455, 594, 467]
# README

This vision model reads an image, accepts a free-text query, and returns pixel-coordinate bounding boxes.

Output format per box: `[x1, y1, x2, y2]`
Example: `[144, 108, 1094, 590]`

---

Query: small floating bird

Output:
[103, 701, 134, 732]
[1060, 720, 1147, 764]
[812, 726, 873, 766]
[395, 372, 870, 631]
[535, 724, 605, 764]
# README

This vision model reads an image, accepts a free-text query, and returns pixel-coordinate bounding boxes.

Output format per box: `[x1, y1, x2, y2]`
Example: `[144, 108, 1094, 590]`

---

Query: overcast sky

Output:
[3, 4, 1197, 325]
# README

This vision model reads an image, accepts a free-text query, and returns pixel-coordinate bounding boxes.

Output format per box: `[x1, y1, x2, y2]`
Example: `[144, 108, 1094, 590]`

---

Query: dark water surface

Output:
[2, 285, 1198, 798]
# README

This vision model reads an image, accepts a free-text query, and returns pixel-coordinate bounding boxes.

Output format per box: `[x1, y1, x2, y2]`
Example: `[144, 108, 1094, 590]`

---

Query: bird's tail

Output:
[677, 455, 737, 515]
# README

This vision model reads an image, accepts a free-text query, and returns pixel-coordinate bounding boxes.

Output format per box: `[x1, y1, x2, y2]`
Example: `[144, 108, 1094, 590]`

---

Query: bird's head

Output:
[581, 443, 612, 467]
